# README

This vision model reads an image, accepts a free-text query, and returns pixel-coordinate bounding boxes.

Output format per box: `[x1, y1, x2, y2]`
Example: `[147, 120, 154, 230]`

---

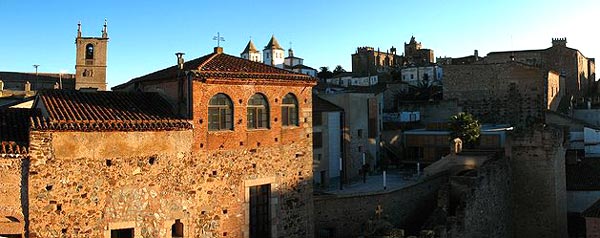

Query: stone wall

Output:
[0, 156, 26, 236]
[443, 62, 558, 125]
[507, 125, 567, 237]
[447, 157, 512, 238]
[26, 127, 313, 238]
[314, 174, 447, 238]
[484, 43, 595, 97]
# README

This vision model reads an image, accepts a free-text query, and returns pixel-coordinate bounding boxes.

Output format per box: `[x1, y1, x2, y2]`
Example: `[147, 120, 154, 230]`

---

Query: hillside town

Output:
[0, 19, 598, 238]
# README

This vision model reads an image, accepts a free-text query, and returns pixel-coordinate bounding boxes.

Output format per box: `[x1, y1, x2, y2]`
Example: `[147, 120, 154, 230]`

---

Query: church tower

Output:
[263, 35, 285, 68]
[241, 39, 261, 62]
[75, 20, 108, 90]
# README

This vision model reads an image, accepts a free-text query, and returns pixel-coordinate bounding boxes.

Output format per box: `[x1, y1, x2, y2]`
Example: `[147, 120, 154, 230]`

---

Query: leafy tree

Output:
[333, 65, 346, 76]
[317, 66, 333, 80]
[448, 112, 481, 146]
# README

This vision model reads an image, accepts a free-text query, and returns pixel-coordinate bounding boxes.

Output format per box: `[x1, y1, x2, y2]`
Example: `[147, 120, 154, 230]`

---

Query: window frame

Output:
[247, 93, 270, 130]
[281, 93, 299, 127]
[208, 93, 234, 131]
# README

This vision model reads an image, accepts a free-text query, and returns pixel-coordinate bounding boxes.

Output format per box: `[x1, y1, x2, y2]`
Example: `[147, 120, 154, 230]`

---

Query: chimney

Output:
[175, 52, 185, 70]
[214, 47, 223, 54]
[24, 81, 31, 92]
[474, 50, 479, 61]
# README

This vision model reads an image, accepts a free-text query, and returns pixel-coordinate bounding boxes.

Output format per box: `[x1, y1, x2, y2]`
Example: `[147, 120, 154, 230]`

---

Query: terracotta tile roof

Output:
[113, 49, 315, 90]
[0, 141, 27, 156]
[0, 108, 34, 156]
[32, 90, 192, 132]
[567, 159, 600, 190]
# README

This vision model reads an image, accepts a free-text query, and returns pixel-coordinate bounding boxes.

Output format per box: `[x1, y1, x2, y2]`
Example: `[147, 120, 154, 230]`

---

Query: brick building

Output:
[0, 46, 316, 238]
[113, 46, 317, 238]
[485, 38, 595, 97]
[443, 61, 562, 125]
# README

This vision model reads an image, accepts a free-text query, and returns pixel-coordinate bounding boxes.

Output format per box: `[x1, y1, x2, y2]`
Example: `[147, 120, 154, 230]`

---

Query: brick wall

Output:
[586, 217, 600, 238]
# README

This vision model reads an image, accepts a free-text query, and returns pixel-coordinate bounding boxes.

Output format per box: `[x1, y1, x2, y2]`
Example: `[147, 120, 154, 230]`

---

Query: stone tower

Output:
[75, 20, 108, 90]
[241, 39, 261, 62]
[263, 35, 285, 68]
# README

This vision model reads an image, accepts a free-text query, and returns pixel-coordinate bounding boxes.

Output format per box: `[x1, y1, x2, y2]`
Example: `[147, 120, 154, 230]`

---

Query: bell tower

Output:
[75, 19, 108, 90]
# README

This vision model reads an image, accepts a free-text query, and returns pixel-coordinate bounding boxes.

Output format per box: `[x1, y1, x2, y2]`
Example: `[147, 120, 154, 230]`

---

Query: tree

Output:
[333, 65, 346, 76]
[448, 112, 481, 146]
[317, 66, 333, 80]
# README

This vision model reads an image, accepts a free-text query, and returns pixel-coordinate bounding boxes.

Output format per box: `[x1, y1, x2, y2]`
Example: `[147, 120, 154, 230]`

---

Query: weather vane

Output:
[213, 32, 225, 47]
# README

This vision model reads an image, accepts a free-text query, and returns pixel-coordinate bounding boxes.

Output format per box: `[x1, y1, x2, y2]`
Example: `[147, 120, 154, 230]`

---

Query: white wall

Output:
[584, 127, 600, 157]
[264, 49, 285, 68]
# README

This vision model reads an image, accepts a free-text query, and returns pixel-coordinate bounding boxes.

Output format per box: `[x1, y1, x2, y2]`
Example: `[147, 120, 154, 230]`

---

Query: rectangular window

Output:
[313, 132, 323, 148]
[357, 129, 363, 138]
[250, 184, 271, 238]
[111, 228, 134, 238]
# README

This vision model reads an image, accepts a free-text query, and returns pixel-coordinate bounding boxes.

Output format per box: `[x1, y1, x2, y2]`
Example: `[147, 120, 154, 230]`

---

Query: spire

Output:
[264, 35, 283, 50]
[241, 39, 259, 54]
[77, 21, 82, 38]
[410, 35, 416, 44]
[102, 18, 108, 38]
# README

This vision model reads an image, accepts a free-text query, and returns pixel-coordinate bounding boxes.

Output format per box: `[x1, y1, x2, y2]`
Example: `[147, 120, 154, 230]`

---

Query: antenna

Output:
[213, 32, 225, 47]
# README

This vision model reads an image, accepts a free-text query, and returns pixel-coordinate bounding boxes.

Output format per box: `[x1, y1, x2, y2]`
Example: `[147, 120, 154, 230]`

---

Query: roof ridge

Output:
[197, 53, 220, 71]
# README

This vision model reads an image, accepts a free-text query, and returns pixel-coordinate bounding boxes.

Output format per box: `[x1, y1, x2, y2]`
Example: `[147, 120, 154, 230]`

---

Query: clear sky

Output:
[0, 0, 598, 89]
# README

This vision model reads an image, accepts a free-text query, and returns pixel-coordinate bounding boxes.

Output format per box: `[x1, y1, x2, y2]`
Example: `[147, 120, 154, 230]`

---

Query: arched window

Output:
[247, 94, 269, 129]
[282, 93, 298, 127]
[208, 93, 233, 131]
[85, 44, 94, 59]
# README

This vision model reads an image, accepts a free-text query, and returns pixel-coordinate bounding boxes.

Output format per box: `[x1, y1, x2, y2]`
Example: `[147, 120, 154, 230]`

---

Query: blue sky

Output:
[0, 0, 598, 88]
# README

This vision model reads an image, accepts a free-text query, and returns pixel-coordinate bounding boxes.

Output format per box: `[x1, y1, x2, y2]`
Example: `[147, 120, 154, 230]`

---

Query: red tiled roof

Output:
[113, 50, 315, 90]
[33, 90, 192, 132]
[0, 141, 27, 156]
[0, 108, 34, 156]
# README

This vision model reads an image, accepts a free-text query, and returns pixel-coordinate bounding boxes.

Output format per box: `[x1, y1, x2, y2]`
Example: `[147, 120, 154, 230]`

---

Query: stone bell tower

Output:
[75, 20, 108, 90]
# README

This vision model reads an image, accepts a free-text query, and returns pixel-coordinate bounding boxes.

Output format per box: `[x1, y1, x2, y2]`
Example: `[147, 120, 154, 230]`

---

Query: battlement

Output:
[551, 37, 567, 47]
[356, 46, 375, 53]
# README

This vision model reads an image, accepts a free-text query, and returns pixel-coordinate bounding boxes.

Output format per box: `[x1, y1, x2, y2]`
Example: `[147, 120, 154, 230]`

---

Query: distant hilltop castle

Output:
[241, 35, 317, 77]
